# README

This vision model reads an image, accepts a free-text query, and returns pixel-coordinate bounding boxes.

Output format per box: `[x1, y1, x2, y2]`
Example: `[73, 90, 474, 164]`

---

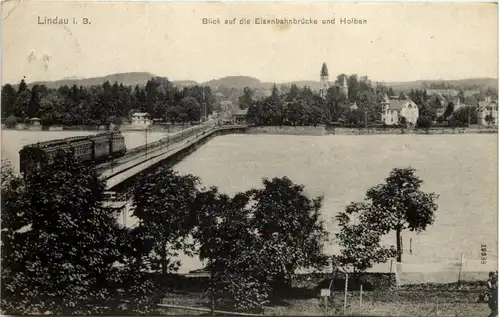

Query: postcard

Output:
[1, 1, 498, 316]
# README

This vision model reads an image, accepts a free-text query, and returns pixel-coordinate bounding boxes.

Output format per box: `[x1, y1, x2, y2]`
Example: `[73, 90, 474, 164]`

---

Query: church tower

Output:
[319, 63, 329, 98]
[341, 75, 349, 98]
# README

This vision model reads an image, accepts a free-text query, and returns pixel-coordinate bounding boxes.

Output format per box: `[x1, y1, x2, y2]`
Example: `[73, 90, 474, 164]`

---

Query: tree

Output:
[238, 87, 254, 110]
[18, 79, 28, 93]
[1, 152, 123, 314]
[4, 115, 18, 128]
[247, 177, 329, 291]
[416, 116, 433, 129]
[27, 84, 41, 118]
[334, 202, 397, 273]
[358, 167, 439, 262]
[453, 106, 477, 126]
[2, 84, 17, 117]
[398, 116, 407, 125]
[246, 102, 261, 125]
[13, 90, 31, 118]
[132, 168, 200, 275]
[193, 189, 273, 312]
[485, 114, 495, 126]
[443, 102, 455, 120]
[194, 177, 328, 310]
[180, 97, 201, 123]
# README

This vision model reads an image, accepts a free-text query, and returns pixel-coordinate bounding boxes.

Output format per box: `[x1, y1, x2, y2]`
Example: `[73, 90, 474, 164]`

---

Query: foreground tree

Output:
[334, 202, 397, 273]
[1, 153, 123, 314]
[358, 167, 439, 262]
[247, 177, 329, 291]
[194, 177, 328, 311]
[132, 168, 200, 274]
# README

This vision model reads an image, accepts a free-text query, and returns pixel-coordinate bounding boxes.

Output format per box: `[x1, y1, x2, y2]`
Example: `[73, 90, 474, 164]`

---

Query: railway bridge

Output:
[100, 124, 248, 227]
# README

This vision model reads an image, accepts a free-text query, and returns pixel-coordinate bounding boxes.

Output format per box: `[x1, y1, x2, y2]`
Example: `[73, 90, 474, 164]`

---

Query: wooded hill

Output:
[22, 73, 498, 93]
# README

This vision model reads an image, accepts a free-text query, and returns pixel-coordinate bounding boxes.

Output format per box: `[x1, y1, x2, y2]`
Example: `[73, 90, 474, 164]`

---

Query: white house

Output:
[131, 112, 152, 127]
[381, 94, 419, 125]
[477, 97, 498, 126]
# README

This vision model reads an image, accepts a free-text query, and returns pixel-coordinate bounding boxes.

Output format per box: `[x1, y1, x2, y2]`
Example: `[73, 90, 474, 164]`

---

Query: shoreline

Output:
[2, 125, 498, 136]
[247, 125, 498, 136]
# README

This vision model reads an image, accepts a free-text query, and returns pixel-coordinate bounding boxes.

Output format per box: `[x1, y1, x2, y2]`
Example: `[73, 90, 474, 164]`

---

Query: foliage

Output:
[193, 177, 328, 311]
[238, 87, 254, 110]
[416, 116, 433, 129]
[1, 153, 124, 314]
[132, 168, 200, 274]
[452, 106, 478, 126]
[334, 202, 397, 273]
[485, 114, 495, 125]
[2, 78, 215, 126]
[246, 74, 395, 127]
[362, 167, 439, 262]
[443, 102, 455, 120]
[247, 177, 329, 286]
[4, 115, 18, 128]
[107, 115, 122, 125]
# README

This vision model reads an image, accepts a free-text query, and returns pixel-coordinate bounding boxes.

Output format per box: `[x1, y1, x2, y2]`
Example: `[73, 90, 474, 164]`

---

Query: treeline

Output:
[409, 89, 488, 128]
[242, 74, 394, 127]
[1, 151, 439, 314]
[1, 78, 215, 127]
[241, 74, 495, 128]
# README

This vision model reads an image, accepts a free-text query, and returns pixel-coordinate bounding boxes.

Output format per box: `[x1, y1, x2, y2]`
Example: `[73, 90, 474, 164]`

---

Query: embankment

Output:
[244, 125, 497, 136]
[247, 125, 326, 136]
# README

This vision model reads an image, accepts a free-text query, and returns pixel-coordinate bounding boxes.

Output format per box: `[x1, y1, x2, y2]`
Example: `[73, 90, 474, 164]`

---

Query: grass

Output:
[157, 287, 492, 316]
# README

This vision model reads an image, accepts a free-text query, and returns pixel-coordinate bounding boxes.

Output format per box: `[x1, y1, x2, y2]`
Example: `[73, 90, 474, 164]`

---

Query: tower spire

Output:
[320, 63, 328, 77]
[341, 75, 349, 97]
[319, 63, 329, 98]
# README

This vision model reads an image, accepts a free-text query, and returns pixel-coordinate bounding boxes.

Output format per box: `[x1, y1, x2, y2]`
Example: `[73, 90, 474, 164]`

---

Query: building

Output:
[233, 108, 248, 124]
[131, 112, 152, 127]
[28, 117, 42, 131]
[319, 63, 348, 99]
[426, 89, 459, 98]
[477, 97, 498, 126]
[381, 94, 419, 125]
[219, 101, 234, 120]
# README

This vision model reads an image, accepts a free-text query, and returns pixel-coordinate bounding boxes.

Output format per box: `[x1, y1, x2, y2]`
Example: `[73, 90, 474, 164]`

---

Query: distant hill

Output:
[22, 72, 497, 94]
[172, 80, 198, 88]
[203, 76, 262, 90]
[380, 78, 498, 92]
[26, 72, 157, 89]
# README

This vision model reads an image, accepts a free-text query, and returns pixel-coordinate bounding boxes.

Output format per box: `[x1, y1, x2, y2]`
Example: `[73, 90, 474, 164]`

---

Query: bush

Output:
[4, 115, 18, 128]
[416, 116, 433, 129]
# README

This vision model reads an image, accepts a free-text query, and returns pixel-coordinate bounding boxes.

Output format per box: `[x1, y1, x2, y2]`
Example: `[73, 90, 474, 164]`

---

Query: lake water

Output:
[1, 130, 168, 172]
[2, 131, 497, 276]
[174, 134, 498, 274]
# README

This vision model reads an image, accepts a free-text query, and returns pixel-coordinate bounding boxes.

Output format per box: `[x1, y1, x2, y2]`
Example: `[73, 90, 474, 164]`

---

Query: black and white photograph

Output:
[0, 2, 498, 316]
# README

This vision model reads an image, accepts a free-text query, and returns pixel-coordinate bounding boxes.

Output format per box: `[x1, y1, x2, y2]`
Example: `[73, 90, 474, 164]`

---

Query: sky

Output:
[2, 1, 498, 85]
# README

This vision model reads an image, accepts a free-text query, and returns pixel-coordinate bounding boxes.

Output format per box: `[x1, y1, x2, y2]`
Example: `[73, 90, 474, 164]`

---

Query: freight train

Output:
[19, 132, 127, 174]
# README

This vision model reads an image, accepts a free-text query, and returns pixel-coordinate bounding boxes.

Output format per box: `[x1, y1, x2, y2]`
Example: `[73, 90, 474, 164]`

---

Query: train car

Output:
[19, 139, 73, 174]
[69, 138, 94, 162]
[90, 133, 112, 161]
[19, 132, 127, 175]
[110, 132, 127, 157]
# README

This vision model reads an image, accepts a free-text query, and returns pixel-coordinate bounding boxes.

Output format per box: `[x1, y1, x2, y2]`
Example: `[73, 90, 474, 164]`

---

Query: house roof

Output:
[463, 90, 480, 97]
[132, 112, 150, 117]
[464, 96, 479, 107]
[427, 89, 459, 97]
[29, 117, 41, 121]
[387, 99, 417, 111]
[478, 100, 498, 111]
[234, 108, 248, 116]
